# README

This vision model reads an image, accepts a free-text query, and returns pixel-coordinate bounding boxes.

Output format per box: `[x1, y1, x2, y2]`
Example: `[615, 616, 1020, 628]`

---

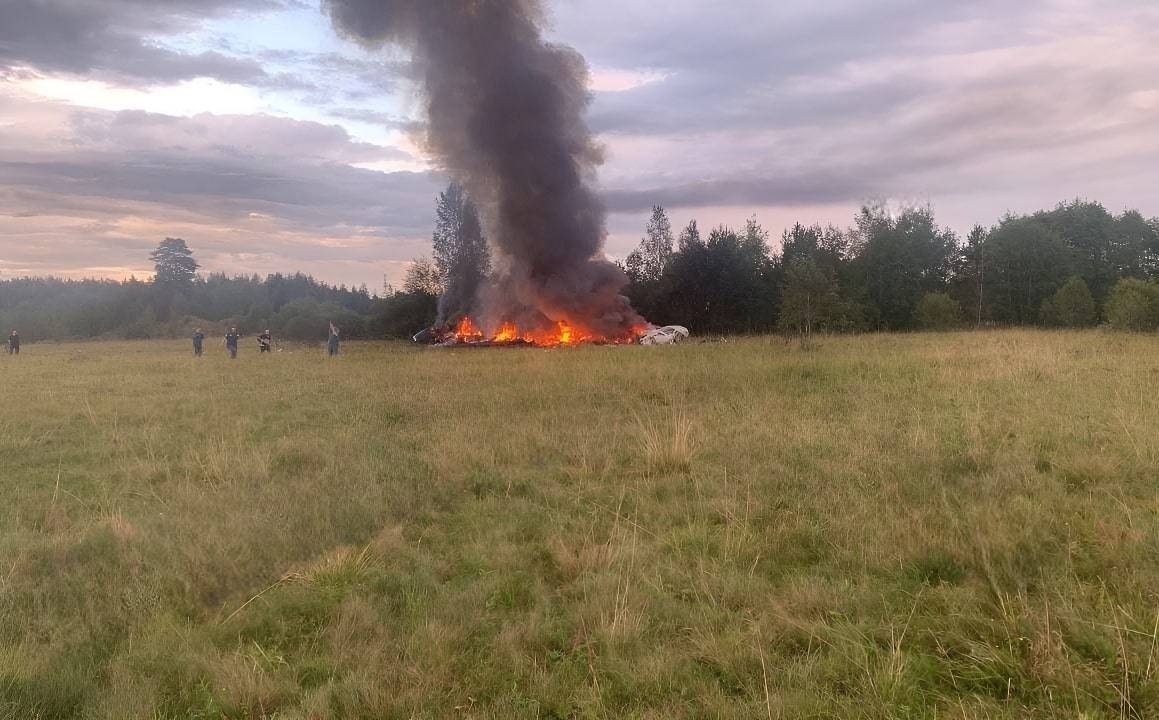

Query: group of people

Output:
[4, 325, 341, 357]
[192, 323, 341, 358]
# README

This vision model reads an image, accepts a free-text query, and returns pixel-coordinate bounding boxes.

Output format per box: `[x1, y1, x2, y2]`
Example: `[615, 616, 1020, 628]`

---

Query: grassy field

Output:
[2, 331, 1158, 719]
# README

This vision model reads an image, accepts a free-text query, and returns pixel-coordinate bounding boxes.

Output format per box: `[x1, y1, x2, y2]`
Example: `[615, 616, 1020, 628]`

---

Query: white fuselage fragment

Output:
[638, 325, 689, 345]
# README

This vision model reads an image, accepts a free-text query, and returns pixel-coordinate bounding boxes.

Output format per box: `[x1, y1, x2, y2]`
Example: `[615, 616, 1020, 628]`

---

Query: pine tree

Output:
[743, 215, 769, 256]
[431, 183, 491, 322]
[678, 219, 702, 251]
[150, 238, 198, 285]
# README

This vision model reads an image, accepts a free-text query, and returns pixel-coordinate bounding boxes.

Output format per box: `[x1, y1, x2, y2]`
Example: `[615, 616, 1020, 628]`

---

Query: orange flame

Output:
[447, 316, 645, 347]
[493, 322, 519, 342]
[455, 316, 484, 341]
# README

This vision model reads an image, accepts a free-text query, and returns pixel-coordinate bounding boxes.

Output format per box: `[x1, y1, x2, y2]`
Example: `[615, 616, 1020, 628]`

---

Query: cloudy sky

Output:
[1, 0, 1156, 290]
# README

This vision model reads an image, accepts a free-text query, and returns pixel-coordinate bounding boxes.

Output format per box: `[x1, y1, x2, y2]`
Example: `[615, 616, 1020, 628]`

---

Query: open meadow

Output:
[3, 330, 1159, 719]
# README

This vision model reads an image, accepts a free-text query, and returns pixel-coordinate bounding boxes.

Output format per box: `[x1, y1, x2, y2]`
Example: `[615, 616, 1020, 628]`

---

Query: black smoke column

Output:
[325, 0, 646, 337]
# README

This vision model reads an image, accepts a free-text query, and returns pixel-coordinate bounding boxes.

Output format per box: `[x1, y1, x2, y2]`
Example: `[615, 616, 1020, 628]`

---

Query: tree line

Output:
[0, 238, 380, 343]
[386, 193, 1159, 336]
[620, 200, 1159, 335]
[4, 196, 1159, 343]
[0, 186, 494, 343]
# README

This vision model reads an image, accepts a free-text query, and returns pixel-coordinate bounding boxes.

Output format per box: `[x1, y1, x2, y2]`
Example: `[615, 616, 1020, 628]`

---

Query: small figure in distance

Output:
[7, 330, 19, 355]
[258, 329, 272, 354]
[225, 327, 240, 359]
[192, 328, 204, 357]
[327, 322, 340, 357]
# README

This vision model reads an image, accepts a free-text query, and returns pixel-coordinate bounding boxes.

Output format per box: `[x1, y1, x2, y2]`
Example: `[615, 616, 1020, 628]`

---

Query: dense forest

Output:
[395, 195, 1159, 337]
[620, 199, 1159, 335]
[2, 195, 1158, 343]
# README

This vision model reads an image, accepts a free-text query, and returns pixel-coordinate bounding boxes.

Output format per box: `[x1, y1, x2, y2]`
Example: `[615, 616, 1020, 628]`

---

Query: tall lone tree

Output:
[431, 183, 490, 323]
[627, 206, 674, 284]
[150, 238, 199, 285]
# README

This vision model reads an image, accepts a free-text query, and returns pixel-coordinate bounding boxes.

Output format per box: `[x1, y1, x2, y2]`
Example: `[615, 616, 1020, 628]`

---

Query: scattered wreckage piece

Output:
[638, 325, 690, 345]
[412, 326, 532, 348]
[439, 338, 537, 349]
[412, 323, 691, 347]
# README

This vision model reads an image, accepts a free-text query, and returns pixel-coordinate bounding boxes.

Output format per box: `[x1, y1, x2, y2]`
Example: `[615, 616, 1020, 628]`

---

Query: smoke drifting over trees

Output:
[324, 0, 643, 338]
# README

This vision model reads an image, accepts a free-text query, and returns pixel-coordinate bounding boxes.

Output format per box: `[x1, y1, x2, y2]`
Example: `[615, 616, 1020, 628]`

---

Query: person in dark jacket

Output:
[225, 328, 240, 359]
[192, 328, 204, 357]
[7, 330, 18, 355]
[327, 322, 340, 356]
[258, 330, 272, 353]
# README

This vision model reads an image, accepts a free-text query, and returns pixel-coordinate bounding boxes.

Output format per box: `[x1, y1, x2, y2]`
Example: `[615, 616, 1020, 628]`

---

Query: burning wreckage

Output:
[412, 318, 690, 347]
[326, 0, 679, 346]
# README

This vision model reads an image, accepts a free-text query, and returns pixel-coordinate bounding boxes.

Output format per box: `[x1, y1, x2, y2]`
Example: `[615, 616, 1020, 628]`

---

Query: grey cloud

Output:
[604, 173, 871, 214]
[255, 50, 414, 102]
[0, 0, 290, 85]
[0, 156, 442, 288]
[0, 97, 445, 266]
[0, 151, 438, 235]
[600, 58, 1159, 213]
[65, 109, 414, 164]
[568, 0, 1159, 218]
[570, 0, 1042, 139]
[327, 107, 423, 133]
[308, 52, 414, 89]
[552, 0, 1021, 81]
[589, 74, 932, 136]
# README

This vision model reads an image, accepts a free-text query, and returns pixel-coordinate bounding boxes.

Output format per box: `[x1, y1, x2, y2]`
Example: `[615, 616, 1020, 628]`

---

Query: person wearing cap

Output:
[258, 329, 272, 353]
[225, 328, 240, 359]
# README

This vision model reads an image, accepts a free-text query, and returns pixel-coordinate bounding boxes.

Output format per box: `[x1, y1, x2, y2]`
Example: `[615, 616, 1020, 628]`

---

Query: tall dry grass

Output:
[1, 331, 1158, 718]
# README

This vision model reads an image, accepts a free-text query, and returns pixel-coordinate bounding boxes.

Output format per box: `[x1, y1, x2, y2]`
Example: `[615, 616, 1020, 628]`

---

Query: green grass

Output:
[2, 330, 1158, 719]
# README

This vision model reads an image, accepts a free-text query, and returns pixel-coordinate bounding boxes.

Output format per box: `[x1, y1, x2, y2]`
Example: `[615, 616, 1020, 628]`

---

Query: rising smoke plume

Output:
[325, 0, 645, 337]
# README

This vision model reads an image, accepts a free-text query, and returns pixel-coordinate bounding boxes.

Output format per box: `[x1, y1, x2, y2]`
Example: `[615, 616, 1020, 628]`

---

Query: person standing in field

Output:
[192, 328, 204, 357]
[327, 322, 340, 356]
[225, 327, 240, 359]
[258, 329, 272, 354]
[7, 330, 19, 355]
